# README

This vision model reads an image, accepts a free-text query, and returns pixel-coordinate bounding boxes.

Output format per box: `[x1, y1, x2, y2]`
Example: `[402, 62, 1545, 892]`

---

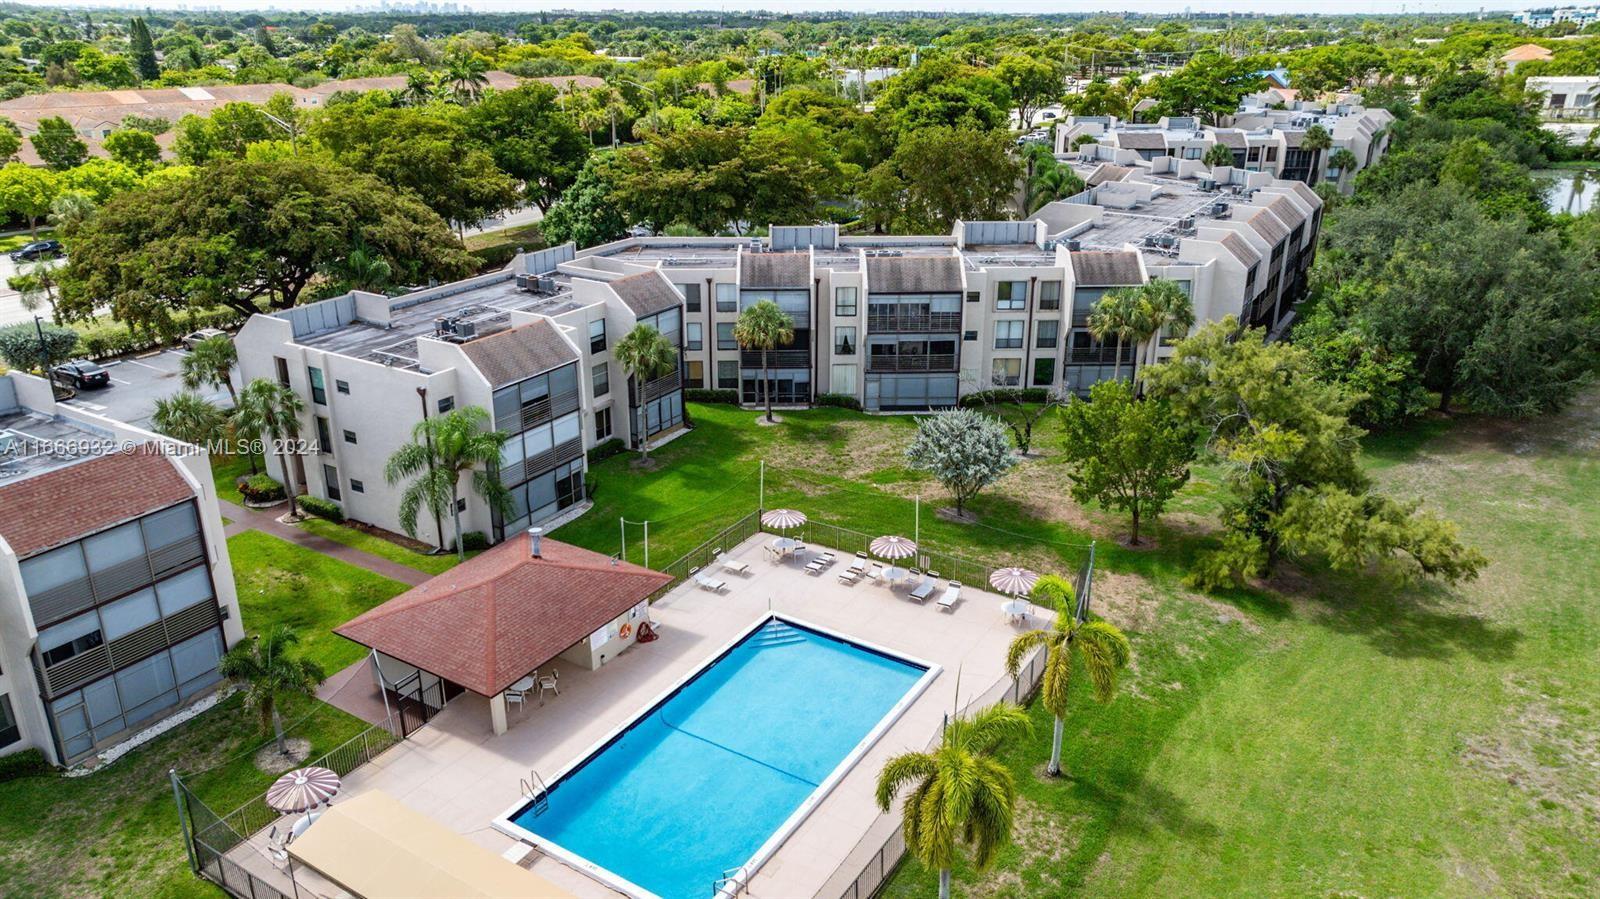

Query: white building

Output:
[1526, 75, 1600, 116]
[0, 373, 244, 766]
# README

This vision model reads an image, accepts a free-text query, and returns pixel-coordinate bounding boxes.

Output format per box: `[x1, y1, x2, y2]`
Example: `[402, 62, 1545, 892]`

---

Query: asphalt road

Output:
[59, 348, 237, 431]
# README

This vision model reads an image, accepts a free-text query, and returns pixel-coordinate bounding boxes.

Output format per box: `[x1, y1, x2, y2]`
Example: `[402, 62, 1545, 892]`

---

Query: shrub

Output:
[460, 531, 490, 551]
[816, 393, 863, 411]
[470, 244, 521, 271]
[0, 748, 51, 781]
[296, 494, 343, 522]
[685, 388, 739, 404]
[72, 306, 244, 360]
[238, 473, 285, 503]
[586, 437, 626, 463]
[0, 321, 78, 370]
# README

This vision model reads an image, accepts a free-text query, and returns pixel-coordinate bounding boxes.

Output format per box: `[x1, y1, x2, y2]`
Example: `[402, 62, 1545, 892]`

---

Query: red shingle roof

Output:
[334, 537, 672, 696]
[0, 446, 194, 558]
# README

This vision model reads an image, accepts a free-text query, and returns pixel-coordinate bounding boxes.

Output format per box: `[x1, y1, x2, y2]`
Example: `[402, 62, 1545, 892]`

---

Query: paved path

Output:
[219, 499, 431, 587]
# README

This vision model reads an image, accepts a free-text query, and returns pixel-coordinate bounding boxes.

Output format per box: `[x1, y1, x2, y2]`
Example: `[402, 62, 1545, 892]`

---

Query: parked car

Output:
[10, 240, 63, 262]
[1040, 110, 1058, 119]
[51, 359, 111, 389]
[182, 328, 229, 350]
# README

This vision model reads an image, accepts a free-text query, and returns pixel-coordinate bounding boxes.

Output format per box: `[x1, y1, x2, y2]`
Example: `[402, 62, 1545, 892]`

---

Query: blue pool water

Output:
[508, 618, 927, 899]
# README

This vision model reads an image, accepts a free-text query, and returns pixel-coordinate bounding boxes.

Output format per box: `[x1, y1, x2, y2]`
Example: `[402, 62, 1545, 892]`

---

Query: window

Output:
[592, 362, 610, 397]
[685, 360, 704, 387]
[595, 407, 612, 441]
[1247, 146, 1261, 162]
[996, 281, 1027, 310]
[676, 283, 701, 312]
[834, 287, 858, 317]
[307, 366, 326, 405]
[351, 480, 365, 494]
[1038, 281, 1062, 310]
[685, 322, 703, 351]
[323, 464, 341, 501]
[588, 318, 607, 353]
[717, 322, 737, 350]
[315, 416, 332, 453]
[274, 357, 289, 386]
[717, 360, 738, 389]
[831, 364, 857, 395]
[963, 330, 978, 341]
[1033, 358, 1056, 386]
[715, 283, 738, 312]
[335, 379, 350, 395]
[437, 396, 454, 413]
[1036, 320, 1059, 348]
[40, 613, 103, 668]
[834, 326, 856, 355]
[343, 429, 357, 445]
[966, 291, 981, 304]
[991, 358, 1022, 386]
[1265, 146, 1278, 162]
[457, 498, 467, 513]
[994, 321, 1024, 349]
[0, 695, 18, 748]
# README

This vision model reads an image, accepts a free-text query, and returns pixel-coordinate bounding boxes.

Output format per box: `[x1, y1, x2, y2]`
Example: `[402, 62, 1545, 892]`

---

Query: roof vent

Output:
[528, 527, 544, 558]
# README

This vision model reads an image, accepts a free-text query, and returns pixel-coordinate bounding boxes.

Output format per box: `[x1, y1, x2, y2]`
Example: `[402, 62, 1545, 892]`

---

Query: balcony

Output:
[866, 312, 963, 333]
[739, 348, 810, 369]
[866, 354, 958, 373]
[1066, 346, 1136, 365]
[639, 369, 682, 404]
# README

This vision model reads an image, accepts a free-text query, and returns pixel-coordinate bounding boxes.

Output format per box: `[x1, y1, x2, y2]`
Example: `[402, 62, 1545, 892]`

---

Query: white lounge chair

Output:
[721, 557, 750, 575]
[846, 558, 866, 574]
[690, 568, 727, 592]
[805, 558, 826, 574]
[937, 581, 962, 612]
[837, 569, 860, 585]
[868, 564, 884, 582]
[909, 578, 935, 602]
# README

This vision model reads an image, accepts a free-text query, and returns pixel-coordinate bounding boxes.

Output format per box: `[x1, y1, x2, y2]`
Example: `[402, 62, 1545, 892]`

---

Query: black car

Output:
[10, 240, 63, 262]
[52, 359, 110, 389]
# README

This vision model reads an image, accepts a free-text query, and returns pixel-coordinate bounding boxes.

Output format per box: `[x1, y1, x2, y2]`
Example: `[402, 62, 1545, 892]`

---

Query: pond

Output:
[1537, 168, 1599, 215]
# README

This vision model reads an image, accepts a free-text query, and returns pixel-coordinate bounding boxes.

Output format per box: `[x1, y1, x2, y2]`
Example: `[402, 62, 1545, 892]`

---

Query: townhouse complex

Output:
[1527, 75, 1600, 117]
[237, 156, 1323, 549]
[0, 373, 243, 766]
[1058, 93, 1394, 187]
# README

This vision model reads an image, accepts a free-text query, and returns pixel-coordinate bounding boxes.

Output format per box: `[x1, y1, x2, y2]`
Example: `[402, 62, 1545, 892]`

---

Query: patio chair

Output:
[267, 826, 288, 863]
[937, 581, 963, 612]
[690, 568, 727, 593]
[837, 569, 860, 585]
[505, 686, 527, 711]
[537, 669, 560, 703]
[847, 557, 866, 574]
[805, 558, 826, 575]
[868, 564, 885, 582]
[909, 577, 936, 603]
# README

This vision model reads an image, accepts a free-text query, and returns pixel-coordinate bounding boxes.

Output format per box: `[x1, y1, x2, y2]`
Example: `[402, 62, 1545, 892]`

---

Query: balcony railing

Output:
[1066, 346, 1136, 365]
[866, 312, 963, 333]
[739, 348, 810, 369]
[866, 353, 958, 373]
[639, 369, 682, 403]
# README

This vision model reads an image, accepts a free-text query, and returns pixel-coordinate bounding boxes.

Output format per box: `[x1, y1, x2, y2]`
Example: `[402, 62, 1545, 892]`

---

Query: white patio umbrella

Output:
[989, 567, 1039, 597]
[266, 766, 341, 814]
[761, 509, 808, 530]
[870, 535, 917, 561]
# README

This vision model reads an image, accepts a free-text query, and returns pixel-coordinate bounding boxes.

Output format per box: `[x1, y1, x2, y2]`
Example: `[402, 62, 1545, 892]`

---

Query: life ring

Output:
[619, 623, 633, 639]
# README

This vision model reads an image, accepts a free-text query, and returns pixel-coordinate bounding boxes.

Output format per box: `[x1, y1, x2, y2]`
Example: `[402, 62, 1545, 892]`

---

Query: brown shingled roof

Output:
[866, 255, 963, 293]
[1085, 163, 1135, 188]
[1219, 232, 1261, 266]
[460, 318, 577, 388]
[0, 446, 194, 558]
[1264, 195, 1309, 228]
[739, 251, 810, 288]
[1501, 44, 1553, 62]
[1244, 207, 1290, 246]
[335, 536, 672, 696]
[1069, 250, 1144, 286]
[1116, 131, 1168, 151]
[609, 271, 682, 317]
[1210, 129, 1246, 149]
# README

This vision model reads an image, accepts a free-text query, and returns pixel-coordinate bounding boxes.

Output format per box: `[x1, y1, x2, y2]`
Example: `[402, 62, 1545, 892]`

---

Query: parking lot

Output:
[59, 348, 236, 430]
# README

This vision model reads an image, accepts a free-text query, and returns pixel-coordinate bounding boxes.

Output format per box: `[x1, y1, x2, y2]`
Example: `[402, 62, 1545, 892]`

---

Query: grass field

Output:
[550, 398, 1600, 898]
[0, 532, 404, 899]
[294, 517, 467, 576]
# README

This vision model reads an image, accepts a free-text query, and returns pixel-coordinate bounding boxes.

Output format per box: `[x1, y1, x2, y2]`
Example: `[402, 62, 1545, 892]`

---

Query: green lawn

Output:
[0, 530, 404, 898]
[295, 517, 467, 576]
[554, 399, 1600, 898]
[209, 452, 261, 507]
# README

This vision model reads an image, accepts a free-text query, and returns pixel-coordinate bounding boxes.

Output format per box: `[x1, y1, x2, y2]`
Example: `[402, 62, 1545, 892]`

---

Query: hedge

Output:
[586, 437, 626, 463]
[72, 306, 247, 361]
[959, 387, 1052, 408]
[296, 495, 344, 522]
[238, 474, 285, 503]
[816, 393, 863, 411]
[685, 388, 739, 405]
[0, 748, 51, 781]
[461, 531, 490, 551]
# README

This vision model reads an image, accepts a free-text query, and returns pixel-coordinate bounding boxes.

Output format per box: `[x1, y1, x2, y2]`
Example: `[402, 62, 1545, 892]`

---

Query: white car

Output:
[181, 328, 229, 350]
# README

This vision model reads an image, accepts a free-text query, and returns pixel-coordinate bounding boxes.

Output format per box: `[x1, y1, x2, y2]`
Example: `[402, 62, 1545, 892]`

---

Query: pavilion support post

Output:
[490, 693, 508, 736]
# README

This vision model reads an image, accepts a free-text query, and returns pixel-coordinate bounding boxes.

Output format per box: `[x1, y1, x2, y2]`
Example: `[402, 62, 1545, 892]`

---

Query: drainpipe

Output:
[416, 386, 445, 551]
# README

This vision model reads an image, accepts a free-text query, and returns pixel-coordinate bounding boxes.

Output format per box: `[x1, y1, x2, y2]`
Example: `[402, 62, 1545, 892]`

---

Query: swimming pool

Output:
[494, 615, 936, 899]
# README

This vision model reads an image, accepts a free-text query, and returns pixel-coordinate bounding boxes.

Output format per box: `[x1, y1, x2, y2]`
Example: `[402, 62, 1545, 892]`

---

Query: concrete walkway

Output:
[219, 499, 431, 587]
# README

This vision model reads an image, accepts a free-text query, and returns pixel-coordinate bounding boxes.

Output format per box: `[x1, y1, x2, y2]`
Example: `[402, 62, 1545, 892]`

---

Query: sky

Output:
[10, 0, 1517, 15]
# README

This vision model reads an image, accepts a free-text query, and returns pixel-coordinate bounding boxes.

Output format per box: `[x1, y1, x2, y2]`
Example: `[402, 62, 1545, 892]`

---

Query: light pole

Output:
[260, 111, 298, 156]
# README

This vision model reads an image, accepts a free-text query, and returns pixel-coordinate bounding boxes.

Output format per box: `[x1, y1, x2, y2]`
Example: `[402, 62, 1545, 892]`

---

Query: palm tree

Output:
[1326, 147, 1359, 189]
[1130, 279, 1195, 373]
[180, 334, 238, 406]
[1202, 142, 1235, 169]
[732, 300, 795, 423]
[384, 405, 509, 559]
[335, 244, 393, 294]
[9, 259, 63, 320]
[152, 390, 226, 448]
[233, 378, 305, 517]
[1302, 124, 1332, 186]
[1086, 289, 1143, 384]
[218, 627, 325, 756]
[612, 324, 679, 459]
[876, 703, 1032, 899]
[401, 71, 435, 106]
[1004, 575, 1131, 777]
[445, 53, 489, 104]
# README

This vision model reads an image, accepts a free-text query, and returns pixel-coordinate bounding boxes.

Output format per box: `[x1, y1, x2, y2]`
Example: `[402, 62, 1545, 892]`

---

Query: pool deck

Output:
[228, 532, 1042, 899]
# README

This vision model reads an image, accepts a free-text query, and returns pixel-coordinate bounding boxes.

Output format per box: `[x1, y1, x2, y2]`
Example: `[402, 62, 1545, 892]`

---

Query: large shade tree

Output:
[384, 406, 510, 559]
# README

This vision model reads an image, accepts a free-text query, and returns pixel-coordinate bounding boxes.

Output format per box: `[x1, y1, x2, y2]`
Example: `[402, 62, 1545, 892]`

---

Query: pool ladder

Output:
[520, 769, 551, 816]
[712, 864, 750, 898]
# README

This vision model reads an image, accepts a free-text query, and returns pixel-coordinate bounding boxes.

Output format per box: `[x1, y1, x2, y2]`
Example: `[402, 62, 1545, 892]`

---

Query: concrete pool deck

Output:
[228, 532, 1043, 899]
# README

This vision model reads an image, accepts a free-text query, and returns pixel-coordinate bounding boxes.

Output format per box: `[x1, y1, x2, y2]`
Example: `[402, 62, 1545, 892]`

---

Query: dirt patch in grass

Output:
[1461, 673, 1600, 818]
[968, 796, 1086, 897]
[254, 737, 312, 772]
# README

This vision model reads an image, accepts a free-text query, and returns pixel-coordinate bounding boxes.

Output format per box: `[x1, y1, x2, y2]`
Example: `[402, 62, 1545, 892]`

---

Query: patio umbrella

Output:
[989, 567, 1039, 597]
[871, 535, 917, 561]
[266, 766, 341, 814]
[761, 509, 808, 530]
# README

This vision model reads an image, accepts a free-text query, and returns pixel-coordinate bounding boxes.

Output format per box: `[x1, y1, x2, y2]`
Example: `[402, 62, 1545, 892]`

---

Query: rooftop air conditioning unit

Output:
[537, 277, 557, 294]
[1208, 201, 1231, 218]
[515, 273, 534, 291]
[434, 316, 456, 337]
[1178, 216, 1196, 233]
[452, 319, 477, 340]
[1064, 239, 1081, 251]
[1198, 177, 1217, 191]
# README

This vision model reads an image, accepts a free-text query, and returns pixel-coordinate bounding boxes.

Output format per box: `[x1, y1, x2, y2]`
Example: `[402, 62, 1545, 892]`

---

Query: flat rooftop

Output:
[1065, 165, 1224, 261]
[0, 407, 114, 481]
[296, 274, 589, 370]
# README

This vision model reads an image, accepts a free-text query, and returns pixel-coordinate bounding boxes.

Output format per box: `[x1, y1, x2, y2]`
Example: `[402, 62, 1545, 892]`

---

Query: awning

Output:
[288, 791, 573, 899]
